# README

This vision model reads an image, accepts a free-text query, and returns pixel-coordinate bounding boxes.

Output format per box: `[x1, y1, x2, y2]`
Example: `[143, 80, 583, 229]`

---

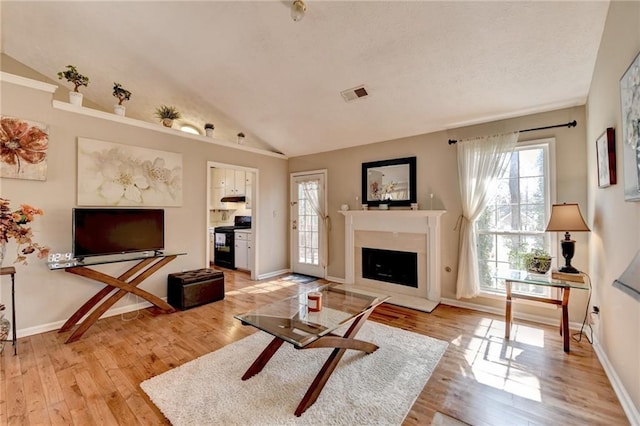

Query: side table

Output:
[1, 266, 17, 355]
[495, 269, 588, 353]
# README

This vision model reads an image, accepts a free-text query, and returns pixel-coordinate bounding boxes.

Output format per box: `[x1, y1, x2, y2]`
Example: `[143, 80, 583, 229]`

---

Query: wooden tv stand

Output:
[48, 252, 185, 343]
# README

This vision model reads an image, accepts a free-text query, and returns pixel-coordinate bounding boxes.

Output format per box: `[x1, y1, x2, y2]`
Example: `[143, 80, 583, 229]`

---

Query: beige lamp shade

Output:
[545, 203, 590, 232]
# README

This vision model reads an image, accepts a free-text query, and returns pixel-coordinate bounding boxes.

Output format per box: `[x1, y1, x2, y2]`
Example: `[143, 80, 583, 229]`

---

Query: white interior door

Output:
[291, 171, 327, 278]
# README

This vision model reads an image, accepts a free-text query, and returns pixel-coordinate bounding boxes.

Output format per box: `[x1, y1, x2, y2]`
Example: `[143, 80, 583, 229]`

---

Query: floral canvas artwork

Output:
[620, 50, 640, 201]
[0, 116, 49, 181]
[77, 138, 183, 206]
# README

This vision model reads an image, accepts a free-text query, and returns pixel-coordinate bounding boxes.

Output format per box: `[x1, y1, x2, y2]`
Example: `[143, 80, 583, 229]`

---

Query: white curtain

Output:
[456, 132, 518, 299]
[301, 179, 329, 268]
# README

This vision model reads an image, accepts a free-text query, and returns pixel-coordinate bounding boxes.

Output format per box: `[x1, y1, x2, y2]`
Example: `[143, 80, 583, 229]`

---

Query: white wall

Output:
[586, 1, 640, 419]
[0, 72, 289, 335]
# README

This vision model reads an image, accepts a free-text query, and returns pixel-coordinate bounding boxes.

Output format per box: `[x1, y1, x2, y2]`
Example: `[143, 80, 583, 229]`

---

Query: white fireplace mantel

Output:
[339, 210, 446, 310]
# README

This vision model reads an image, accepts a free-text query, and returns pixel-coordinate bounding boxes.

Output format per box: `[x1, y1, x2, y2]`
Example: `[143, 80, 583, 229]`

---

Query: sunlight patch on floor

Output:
[225, 276, 315, 297]
[462, 318, 543, 402]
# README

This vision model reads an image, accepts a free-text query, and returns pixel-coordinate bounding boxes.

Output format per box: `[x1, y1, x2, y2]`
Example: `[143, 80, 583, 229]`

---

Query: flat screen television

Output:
[73, 208, 164, 258]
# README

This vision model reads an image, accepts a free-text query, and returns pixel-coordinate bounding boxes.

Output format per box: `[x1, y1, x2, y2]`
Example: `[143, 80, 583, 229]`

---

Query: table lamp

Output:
[545, 203, 590, 273]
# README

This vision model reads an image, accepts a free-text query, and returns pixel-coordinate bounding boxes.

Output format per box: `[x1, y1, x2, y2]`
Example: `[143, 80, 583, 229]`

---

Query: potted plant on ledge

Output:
[154, 105, 181, 128]
[57, 65, 89, 106]
[112, 83, 132, 116]
[204, 123, 215, 137]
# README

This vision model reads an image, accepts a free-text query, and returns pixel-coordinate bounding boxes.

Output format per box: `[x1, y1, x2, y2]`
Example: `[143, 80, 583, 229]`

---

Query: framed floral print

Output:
[0, 115, 49, 180]
[596, 127, 616, 188]
[77, 137, 183, 206]
[620, 50, 640, 201]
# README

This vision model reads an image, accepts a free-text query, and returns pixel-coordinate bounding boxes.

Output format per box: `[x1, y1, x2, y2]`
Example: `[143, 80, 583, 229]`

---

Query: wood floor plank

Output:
[0, 269, 629, 425]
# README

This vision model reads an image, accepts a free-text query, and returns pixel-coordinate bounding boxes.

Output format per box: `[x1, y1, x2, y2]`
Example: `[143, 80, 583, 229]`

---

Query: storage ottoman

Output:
[167, 268, 225, 310]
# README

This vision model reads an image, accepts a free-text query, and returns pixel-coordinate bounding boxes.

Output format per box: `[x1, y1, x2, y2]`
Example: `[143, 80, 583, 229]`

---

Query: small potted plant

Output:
[237, 132, 245, 144]
[154, 105, 181, 128]
[204, 123, 215, 137]
[112, 83, 132, 116]
[523, 248, 552, 274]
[57, 65, 89, 106]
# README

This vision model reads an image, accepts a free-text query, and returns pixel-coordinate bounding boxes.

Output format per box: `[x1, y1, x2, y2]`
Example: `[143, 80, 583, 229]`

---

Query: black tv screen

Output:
[73, 208, 164, 258]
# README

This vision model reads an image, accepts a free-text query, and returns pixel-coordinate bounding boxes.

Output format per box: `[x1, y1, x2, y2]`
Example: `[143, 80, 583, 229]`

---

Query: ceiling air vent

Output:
[340, 85, 369, 102]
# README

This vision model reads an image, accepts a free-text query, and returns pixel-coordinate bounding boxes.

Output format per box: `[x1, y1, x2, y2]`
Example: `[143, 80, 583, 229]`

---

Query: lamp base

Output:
[558, 265, 580, 274]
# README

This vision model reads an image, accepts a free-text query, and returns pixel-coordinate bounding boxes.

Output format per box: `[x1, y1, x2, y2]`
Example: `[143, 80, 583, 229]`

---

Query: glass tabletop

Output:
[494, 269, 588, 289]
[235, 285, 389, 348]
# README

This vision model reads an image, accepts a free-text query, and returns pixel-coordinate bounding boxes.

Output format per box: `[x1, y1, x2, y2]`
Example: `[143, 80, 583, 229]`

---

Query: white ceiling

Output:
[1, 1, 609, 157]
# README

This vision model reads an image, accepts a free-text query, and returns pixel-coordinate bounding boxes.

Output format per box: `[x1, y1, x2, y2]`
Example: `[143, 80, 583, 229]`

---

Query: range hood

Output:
[220, 195, 246, 203]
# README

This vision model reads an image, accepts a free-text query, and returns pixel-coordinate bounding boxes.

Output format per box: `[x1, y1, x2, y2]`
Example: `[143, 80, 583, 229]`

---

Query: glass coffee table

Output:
[235, 285, 389, 416]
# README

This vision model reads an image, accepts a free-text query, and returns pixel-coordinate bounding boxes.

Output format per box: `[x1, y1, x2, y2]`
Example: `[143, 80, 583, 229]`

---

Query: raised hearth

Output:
[339, 210, 445, 312]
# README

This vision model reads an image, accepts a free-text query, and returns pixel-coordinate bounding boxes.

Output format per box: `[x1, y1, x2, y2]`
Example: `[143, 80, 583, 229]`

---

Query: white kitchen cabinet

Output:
[210, 187, 225, 209]
[235, 170, 246, 195]
[245, 184, 252, 209]
[211, 168, 226, 188]
[210, 168, 226, 209]
[224, 169, 246, 196]
[234, 230, 251, 271]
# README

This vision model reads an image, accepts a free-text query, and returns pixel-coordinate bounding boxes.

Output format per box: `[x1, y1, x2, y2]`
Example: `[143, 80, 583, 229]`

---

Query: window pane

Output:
[521, 176, 544, 204]
[477, 143, 551, 297]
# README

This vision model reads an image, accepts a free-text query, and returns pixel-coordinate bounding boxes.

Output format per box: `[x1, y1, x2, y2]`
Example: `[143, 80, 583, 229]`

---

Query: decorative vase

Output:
[69, 91, 83, 106]
[162, 118, 173, 128]
[113, 105, 126, 116]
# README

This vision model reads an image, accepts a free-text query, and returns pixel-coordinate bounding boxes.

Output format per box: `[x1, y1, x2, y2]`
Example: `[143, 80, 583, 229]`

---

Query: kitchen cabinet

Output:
[234, 230, 251, 271]
[224, 169, 246, 196]
[210, 169, 226, 209]
[211, 168, 226, 188]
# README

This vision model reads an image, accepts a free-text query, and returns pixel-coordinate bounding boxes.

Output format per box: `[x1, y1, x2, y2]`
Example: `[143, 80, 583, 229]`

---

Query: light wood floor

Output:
[1, 270, 629, 425]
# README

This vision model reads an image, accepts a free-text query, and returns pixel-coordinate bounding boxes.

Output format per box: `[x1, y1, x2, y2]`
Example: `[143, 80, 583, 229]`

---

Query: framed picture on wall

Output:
[596, 127, 616, 188]
[619, 50, 640, 201]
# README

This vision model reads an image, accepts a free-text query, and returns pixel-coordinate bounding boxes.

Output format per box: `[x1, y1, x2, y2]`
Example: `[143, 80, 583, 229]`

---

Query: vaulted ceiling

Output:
[1, 1, 609, 157]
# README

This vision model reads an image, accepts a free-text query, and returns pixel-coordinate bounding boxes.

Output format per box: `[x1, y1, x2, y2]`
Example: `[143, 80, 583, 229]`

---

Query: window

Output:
[297, 180, 320, 266]
[476, 140, 555, 296]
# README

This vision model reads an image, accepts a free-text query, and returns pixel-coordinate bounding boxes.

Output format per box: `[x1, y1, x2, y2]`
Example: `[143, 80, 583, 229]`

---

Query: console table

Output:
[1, 267, 17, 355]
[495, 269, 588, 353]
[48, 252, 185, 343]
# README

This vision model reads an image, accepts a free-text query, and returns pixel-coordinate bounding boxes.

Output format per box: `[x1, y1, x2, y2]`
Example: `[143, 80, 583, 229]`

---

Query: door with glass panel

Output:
[291, 172, 327, 278]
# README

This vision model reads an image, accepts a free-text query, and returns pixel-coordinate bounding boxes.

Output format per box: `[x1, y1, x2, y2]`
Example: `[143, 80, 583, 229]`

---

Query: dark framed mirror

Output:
[361, 157, 416, 207]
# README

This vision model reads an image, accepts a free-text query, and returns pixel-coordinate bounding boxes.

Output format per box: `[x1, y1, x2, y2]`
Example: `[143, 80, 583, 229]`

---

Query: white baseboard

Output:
[440, 297, 585, 330]
[592, 336, 640, 425]
[16, 298, 157, 339]
[255, 268, 290, 280]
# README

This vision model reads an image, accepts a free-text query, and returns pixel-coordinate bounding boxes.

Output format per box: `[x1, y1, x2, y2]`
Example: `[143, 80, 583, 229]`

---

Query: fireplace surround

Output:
[339, 210, 445, 312]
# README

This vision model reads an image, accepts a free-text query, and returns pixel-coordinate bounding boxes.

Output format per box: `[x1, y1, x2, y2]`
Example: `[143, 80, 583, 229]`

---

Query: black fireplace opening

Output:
[362, 247, 418, 288]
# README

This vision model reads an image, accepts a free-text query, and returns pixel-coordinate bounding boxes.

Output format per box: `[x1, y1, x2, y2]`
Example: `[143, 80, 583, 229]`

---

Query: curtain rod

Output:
[447, 120, 577, 145]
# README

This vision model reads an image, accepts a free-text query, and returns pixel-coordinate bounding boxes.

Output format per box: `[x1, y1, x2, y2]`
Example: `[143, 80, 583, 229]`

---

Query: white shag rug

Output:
[141, 321, 448, 426]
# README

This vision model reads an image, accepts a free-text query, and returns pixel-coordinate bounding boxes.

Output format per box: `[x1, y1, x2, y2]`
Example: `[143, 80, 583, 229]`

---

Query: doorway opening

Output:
[207, 162, 258, 280]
